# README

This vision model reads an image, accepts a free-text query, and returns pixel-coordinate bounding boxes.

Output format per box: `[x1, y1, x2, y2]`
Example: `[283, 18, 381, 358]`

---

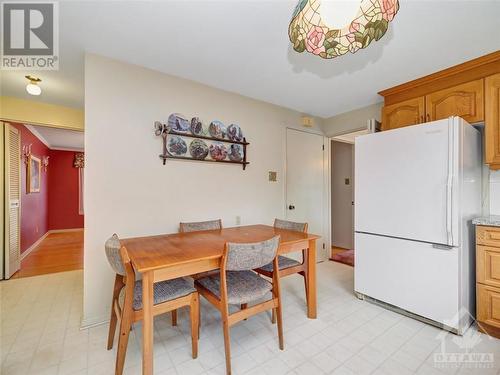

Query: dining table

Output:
[120, 224, 321, 375]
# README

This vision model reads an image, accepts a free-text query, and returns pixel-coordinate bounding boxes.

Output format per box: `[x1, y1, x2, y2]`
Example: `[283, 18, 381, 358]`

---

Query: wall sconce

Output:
[42, 156, 50, 172]
[22, 144, 32, 165]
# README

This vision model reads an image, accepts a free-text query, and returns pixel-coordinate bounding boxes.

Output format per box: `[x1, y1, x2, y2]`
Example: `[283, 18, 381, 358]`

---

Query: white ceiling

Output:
[26, 124, 84, 151]
[2, 1, 500, 118]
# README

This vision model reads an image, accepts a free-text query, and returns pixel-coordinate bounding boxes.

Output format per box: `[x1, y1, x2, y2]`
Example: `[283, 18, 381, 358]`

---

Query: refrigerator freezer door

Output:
[355, 119, 458, 246]
[355, 232, 461, 330]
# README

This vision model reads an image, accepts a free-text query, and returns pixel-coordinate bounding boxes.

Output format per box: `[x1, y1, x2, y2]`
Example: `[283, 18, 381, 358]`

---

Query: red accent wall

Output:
[48, 150, 84, 230]
[13, 123, 50, 254]
[13, 123, 84, 254]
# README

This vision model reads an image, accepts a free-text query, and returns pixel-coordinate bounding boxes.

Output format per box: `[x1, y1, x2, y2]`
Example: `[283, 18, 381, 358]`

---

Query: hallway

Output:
[12, 231, 83, 279]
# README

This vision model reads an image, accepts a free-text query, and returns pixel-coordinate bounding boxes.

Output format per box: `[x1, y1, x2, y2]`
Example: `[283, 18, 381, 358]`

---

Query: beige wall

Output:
[322, 102, 382, 137]
[0, 96, 84, 130]
[83, 54, 324, 326]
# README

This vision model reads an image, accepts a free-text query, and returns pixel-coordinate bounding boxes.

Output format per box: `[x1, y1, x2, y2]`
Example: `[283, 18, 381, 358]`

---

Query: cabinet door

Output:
[425, 79, 484, 123]
[381, 97, 425, 131]
[477, 283, 500, 328]
[486, 73, 500, 167]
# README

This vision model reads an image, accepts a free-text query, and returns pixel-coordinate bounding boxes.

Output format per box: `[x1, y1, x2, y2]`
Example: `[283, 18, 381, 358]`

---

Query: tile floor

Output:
[1, 261, 500, 375]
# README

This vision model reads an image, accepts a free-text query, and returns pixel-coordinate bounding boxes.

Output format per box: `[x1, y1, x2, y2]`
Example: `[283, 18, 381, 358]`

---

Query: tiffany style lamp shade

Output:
[289, 0, 399, 59]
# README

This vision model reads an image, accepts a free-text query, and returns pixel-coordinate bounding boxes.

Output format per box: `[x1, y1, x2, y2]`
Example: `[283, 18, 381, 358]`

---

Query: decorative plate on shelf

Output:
[167, 136, 188, 156]
[209, 120, 226, 139]
[168, 113, 190, 133]
[209, 142, 228, 161]
[189, 139, 209, 160]
[190, 117, 204, 136]
[228, 144, 243, 162]
[227, 124, 244, 142]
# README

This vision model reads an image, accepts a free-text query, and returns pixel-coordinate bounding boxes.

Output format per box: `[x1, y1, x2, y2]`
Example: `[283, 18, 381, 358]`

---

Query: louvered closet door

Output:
[5, 124, 21, 278]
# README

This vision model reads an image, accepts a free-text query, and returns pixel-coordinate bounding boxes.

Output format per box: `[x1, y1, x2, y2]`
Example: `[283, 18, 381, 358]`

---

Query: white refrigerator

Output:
[354, 117, 482, 334]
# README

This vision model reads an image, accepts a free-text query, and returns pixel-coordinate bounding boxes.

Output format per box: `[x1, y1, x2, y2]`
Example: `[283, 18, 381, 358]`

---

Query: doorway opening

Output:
[330, 125, 376, 267]
[4, 122, 84, 279]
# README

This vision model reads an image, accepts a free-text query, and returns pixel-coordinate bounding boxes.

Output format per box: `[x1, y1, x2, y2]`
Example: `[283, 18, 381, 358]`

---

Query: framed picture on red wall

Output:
[27, 155, 41, 193]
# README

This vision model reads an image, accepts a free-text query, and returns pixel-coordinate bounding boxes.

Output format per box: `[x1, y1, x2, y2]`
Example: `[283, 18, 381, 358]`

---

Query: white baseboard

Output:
[21, 231, 50, 260]
[80, 315, 109, 330]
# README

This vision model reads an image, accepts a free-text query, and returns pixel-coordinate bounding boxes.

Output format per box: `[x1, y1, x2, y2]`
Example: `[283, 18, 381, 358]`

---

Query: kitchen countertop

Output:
[473, 215, 500, 227]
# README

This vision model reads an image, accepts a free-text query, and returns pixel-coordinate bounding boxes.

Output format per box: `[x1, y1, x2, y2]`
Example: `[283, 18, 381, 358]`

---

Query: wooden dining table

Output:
[120, 224, 320, 375]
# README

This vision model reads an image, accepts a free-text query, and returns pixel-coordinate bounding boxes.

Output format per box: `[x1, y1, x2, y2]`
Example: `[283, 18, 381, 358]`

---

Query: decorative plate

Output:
[168, 113, 190, 133]
[209, 120, 226, 139]
[190, 117, 204, 136]
[227, 124, 244, 142]
[167, 136, 188, 156]
[189, 139, 209, 160]
[209, 142, 228, 161]
[228, 144, 243, 162]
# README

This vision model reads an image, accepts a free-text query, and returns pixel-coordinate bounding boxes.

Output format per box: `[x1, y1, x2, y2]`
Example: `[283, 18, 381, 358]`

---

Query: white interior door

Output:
[286, 128, 326, 261]
[4, 124, 21, 279]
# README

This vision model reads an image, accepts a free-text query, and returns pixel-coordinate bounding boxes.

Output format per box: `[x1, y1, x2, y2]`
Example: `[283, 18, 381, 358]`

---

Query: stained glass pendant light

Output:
[289, 0, 399, 59]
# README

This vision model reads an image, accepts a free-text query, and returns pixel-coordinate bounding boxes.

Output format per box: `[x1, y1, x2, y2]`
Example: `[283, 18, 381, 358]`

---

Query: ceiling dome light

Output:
[25, 75, 42, 95]
[289, 0, 399, 59]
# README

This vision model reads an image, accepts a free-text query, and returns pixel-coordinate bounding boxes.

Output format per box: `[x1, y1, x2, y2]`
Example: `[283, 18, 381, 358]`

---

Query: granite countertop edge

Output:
[472, 215, 500, 227]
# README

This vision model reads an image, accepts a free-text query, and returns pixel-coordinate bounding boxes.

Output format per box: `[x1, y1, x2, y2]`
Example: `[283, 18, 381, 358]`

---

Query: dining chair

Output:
[194, 236, 283, 375]
[254, 218, 308, 323]
[179, 219, 222, 233]
[105, 234, 199, 375]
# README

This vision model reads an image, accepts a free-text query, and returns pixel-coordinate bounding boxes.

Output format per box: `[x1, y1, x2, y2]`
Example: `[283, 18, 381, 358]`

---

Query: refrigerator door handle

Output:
[445, 117, 454, 246]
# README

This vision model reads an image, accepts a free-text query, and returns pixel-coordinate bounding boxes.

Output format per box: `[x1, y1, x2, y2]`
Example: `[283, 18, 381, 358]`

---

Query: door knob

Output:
[288, 205, 295, 210]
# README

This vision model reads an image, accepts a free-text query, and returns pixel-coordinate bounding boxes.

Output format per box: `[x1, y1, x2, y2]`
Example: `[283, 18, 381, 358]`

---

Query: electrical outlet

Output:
[268, 171, 277, 182]
[236, 216, 241, 225]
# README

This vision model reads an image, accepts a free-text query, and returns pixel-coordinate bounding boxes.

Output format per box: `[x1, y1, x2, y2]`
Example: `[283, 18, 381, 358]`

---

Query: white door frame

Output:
[327, 120, 379, 257]
[284, 126, 329, 261]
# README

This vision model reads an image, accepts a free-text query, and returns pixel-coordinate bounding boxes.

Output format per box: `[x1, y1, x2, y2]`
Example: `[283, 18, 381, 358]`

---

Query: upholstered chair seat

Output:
[259, 255, 301, 273]
[196, 271, 272, 305]
[119, 278, 195, 310]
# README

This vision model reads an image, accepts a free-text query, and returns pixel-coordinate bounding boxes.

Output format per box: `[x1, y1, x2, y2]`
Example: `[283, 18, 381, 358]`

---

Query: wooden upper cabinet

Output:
[425, 79, 484, 123]
[381, 97, 425, 131]
[486, 73, 500, 168]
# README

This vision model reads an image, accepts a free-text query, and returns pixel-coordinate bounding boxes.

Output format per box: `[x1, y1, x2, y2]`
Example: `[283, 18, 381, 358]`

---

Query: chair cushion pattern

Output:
[180, 219, 222, 233]
[105, 234, 125, 276]
[274, 218, 307, 232]
[196, 271, 272, 304]
[120, 277, 195, 311]
[258, 255, 302, 273]
[226, 236, 280, 271]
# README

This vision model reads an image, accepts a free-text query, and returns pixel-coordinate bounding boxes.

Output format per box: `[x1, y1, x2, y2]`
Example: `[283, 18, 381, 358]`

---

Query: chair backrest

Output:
[274, 218, 308, 233]
[105, 233, 126, 276]
[224, 236, 280, 271]
[179, 219, 222, 233]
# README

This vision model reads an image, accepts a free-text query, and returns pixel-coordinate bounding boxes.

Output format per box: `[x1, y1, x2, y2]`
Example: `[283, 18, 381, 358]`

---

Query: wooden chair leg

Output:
[222, 320, 232, 375]
[171, 309, 177, 326]
[271, 308, 276, 324]
[115, 305, 133, 375]
[275, 300, 284, 350]
[107, 275, 123, 350]
[190, 293, 199, 359]
[241, 303, 248, 321]
[107, 304, 118, 350]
